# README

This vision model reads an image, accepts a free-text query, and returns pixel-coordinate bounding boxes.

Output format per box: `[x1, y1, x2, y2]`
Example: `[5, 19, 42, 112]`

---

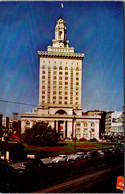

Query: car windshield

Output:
[60, 155, 66, 158]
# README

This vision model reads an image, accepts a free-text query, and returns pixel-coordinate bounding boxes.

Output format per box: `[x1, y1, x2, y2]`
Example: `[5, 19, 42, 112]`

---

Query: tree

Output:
[24, 121, 59, 146]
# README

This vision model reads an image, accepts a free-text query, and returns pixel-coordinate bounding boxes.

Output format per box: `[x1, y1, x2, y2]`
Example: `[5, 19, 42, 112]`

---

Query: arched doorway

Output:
[55, 109, 67, 115]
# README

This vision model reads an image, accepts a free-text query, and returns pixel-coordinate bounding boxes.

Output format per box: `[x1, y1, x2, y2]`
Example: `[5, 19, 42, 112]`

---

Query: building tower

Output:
[21, 17, 100, 140]
[38, 17, 84, 116]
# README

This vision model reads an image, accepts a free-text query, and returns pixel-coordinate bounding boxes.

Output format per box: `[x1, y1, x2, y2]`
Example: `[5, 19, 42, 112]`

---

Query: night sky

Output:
[0, 1, 124, 118]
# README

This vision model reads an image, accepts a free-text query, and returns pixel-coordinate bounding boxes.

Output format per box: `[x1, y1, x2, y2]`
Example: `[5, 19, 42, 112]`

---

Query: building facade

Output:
[83, 110, 106, 138]
[105, 111, 123, 135]
[20, 17, 101, 140]
[2, 116, 9, 129]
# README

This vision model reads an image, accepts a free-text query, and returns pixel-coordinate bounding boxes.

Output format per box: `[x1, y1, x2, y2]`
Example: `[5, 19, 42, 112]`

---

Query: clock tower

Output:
[52, 17, 69, 48]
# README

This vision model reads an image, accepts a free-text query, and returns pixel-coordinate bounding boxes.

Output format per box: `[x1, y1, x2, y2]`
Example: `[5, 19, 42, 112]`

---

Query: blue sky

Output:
[0, 1, 124, 117]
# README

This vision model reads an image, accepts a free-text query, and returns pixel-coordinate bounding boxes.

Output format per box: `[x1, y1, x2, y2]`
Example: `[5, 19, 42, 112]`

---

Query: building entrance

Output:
[58, 120, 64, 138]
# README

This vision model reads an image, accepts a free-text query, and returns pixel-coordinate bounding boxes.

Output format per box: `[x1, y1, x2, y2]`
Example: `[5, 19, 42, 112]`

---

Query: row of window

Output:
[42, 66, 80, 71]
[41, 100, 79, 105]
[42, 61, 79, 65]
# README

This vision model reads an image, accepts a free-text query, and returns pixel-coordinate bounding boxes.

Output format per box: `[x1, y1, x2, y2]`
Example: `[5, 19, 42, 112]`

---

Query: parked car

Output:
[52, 155, 67, 163]
[102, 149, 112, 155]
[75, 149, 87, 157]
[13, 159, 44, 173]
[112, 147, 123, 153]
[75, 149, 86, 154]
[67, 153, 82, 162]
[98, 150, 105, 156]
[108, 148, 115, 154]
[84, 150, 99, 159]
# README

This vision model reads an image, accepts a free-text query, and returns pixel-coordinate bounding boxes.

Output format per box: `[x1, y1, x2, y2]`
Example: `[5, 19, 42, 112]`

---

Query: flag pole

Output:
[60, 1, 63, 18]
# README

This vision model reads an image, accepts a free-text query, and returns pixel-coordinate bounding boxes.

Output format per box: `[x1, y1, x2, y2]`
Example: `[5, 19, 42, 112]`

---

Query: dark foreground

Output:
[0, 152, 124, 193]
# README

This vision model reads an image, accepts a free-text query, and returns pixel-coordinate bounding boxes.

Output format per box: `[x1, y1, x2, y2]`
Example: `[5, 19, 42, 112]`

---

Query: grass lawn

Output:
[24, 141, 122, 158]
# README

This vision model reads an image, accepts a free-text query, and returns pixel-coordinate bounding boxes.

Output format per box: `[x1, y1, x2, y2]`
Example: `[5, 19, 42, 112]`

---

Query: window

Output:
[76, 67, 79, 71]
[42, 76, 45, 79]
[53, 76, 56, 79]
[59, 72, 62, 75]
[65, 72, 68, 75]
[65, 77, 68, 80]
[42, 66, 45, 69]
[42, 71, 45, 74]
[54, 66, 57, 70]
[91, 122, 95, 127]
[59, 77, 62, 80]
[83, 128, 87, 132]
[65, 67, 68, 71]
[84, 122, 88, 127]
[59, 66, 62, 70]
[26, 121, 30, 128]
[91, 129, 95, 132]
[65, 82, 68, 85]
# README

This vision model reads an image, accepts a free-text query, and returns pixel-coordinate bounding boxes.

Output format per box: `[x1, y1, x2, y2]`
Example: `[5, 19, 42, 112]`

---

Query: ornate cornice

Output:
[38, 51, 84, 59]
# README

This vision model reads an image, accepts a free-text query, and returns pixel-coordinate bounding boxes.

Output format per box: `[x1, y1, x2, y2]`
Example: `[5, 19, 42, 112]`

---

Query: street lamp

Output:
[73, 116, 76, 152]
[74, 121, 76, 152]
[101, 133, 104, 151]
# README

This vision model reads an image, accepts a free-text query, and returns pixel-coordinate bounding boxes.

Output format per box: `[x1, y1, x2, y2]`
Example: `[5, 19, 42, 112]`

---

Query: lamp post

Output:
[73, 116, 76, 152]
[101, 133, 104, 151]
[74, 121, 76, 152]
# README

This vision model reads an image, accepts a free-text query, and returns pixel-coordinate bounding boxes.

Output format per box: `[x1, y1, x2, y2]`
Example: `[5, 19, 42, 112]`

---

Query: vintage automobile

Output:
[52, 155, 67, 163]
[67, 153, 82, 162]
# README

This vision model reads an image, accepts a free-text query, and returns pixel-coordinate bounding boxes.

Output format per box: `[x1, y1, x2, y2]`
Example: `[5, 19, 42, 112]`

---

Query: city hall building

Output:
[20, 17, 101, 140]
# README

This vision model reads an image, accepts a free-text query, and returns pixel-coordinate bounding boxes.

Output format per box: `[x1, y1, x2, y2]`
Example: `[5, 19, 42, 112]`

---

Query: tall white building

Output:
[20, 17, 101, 140]
[38, 17, 84, 116]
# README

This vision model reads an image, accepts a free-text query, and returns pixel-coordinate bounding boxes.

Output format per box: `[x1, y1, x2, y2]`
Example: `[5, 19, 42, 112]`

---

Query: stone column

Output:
[63, 121, 66, 138]
[81, 122, 84, 137]
[88, 122, 91, 139]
